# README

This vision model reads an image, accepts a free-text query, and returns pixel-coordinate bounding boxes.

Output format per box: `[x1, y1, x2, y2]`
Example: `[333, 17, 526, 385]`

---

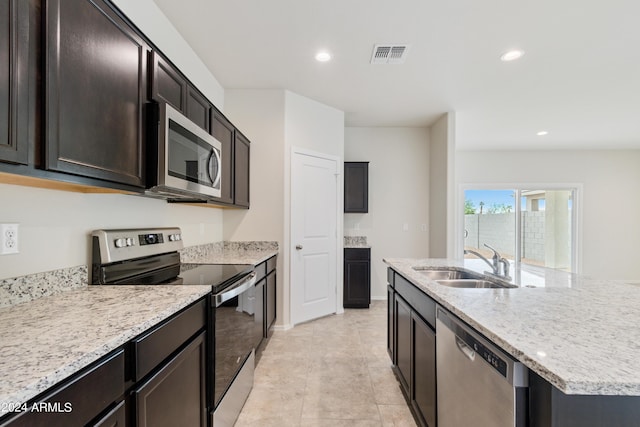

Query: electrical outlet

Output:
[0, 223, 19, 255]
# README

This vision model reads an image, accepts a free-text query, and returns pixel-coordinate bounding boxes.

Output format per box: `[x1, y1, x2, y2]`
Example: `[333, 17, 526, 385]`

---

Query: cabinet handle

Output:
[295, 245, 303, 250]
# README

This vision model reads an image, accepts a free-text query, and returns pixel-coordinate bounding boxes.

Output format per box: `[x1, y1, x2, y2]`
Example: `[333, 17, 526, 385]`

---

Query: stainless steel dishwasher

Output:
[436, 307, 528, 427]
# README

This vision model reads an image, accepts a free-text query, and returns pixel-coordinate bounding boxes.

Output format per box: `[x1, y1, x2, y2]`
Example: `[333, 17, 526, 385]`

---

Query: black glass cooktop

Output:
[178, 263, 254, 293]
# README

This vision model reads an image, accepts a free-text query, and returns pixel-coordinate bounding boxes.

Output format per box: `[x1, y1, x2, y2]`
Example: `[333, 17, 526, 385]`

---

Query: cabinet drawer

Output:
[344, 248, 370, 261]
[266, 255, 277, 274]
[133, 299, 206, 381]
[395, 273, 436, 329]
[2, 350, 124, 427]
[388, 268, 394, 288]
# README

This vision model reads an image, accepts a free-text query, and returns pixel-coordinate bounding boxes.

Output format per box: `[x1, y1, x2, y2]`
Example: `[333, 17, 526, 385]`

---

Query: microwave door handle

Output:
[208, 148, 221, 188]
[206, 149, 215, 184]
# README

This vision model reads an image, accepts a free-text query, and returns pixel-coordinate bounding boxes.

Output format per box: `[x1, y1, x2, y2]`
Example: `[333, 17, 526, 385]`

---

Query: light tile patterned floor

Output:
[236, 301, 417, 426]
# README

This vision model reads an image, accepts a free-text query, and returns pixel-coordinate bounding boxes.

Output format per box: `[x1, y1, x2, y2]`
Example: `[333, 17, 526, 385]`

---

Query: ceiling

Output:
[151, 0, 640, 150]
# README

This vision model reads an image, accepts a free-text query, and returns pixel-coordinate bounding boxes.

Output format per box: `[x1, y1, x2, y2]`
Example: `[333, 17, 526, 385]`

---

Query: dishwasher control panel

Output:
[461, 330, 508, 377]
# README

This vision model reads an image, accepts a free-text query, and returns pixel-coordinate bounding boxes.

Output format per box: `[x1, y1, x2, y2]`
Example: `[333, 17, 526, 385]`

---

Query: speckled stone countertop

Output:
[180, 241, 278, 265]
[344, 236, 370, 248]
[385, 258, 640, 396]
[0, 285, 211, 410]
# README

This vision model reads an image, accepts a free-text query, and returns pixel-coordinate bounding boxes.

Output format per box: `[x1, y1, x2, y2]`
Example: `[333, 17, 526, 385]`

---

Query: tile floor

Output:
[236, 301, 417, 426]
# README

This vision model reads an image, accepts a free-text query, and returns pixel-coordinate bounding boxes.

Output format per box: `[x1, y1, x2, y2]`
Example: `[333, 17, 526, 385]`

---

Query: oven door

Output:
[213, 272, 257, 410]
[159, 103, 222, 198]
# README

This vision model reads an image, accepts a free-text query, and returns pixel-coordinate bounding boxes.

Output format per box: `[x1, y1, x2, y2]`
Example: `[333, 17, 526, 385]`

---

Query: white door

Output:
[291, 149, 339, 325]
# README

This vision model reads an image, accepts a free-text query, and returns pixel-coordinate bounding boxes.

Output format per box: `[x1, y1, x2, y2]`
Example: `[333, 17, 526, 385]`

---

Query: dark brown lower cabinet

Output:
[266, 270, 276, 334]
[0, 349, 125, 427]
[134, 331, 207, 427]
[412, 312, 437, 427]
[92, 400, 125, 427]
[387, 285, 395, 362]
[343, 248, 371, 308]
[395, 295, 411, 395]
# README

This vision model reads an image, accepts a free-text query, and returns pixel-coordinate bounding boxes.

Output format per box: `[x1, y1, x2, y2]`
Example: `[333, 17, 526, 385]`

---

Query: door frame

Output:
[289, 146, 343, 326]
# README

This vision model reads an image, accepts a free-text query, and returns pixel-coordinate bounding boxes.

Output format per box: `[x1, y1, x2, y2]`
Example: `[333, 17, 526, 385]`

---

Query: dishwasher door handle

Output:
[455, 336, 476, 361]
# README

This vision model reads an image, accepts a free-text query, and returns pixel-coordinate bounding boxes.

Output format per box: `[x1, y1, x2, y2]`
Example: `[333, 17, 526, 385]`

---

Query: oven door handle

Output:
[214, 272, 257, 307]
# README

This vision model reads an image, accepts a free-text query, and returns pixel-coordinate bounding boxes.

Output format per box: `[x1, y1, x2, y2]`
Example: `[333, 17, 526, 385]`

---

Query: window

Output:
[463, 188, 577, 272]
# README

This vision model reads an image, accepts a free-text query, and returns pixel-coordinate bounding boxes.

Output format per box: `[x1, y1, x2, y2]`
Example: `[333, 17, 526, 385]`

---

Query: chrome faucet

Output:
[464, 243, 511, 280]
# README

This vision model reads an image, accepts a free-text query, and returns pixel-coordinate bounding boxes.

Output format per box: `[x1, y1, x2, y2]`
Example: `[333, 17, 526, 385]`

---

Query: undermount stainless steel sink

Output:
[434, 279, 515, 289]
[412, 267, 516, 288]
[413, 268, 481, 281]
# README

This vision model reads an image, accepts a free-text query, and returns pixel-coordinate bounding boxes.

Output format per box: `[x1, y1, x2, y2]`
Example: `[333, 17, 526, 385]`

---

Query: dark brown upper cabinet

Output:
[233, 130, 250, 208]
[186, 87, 210, 132]
[45, 0, 149, 188]
[150, 50, 186, 113]
[344, 161, 368, 213]
[150, 51, 211, 132]
[211, 109, 234, 205]
[208, 107, 250, 209]
[0, 0, 30, 166]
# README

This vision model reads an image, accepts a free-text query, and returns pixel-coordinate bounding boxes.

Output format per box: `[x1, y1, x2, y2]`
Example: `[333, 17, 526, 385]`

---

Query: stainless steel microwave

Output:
[147, 103, 222, 199]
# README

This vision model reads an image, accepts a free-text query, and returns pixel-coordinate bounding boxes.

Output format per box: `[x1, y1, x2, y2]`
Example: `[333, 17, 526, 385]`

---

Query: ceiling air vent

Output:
[370, 44, 410, 64]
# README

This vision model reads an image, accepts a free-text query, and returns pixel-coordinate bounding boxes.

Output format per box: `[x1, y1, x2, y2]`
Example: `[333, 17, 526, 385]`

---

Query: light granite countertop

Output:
[0, 285, 211, 410]
[180, 242, 278, 265]
[385, 258, 640, 396]
[0, 241, 279, 412]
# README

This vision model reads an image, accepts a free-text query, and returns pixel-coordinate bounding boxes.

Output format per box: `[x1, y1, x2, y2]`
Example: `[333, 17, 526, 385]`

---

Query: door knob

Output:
[296, 245, 303, 250]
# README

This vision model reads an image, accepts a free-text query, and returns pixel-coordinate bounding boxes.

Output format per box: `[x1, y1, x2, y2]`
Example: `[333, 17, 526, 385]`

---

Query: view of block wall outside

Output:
[464, 212, 545, 263]
[464, 189, 573, 271]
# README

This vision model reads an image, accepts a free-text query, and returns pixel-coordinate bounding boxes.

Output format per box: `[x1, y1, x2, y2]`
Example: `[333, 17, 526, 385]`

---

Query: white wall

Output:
[456, 150, 640, 280]
[224, 90, 344, 328]
[0, 184, 224, 279]
[0, 0, 227, 280]
[344, 127, 430, 299]
[429, 115, 448, 257]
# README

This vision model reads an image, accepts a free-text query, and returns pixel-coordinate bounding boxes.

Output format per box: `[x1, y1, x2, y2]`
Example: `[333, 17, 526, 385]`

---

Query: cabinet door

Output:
[0, 0, 29, 165]
[186, 87, 210, 132]
[233, 131, 250, 208]
[150, 51, 186, 113]
[2, 350, 125, 427]
[45, 0, 148, 187]
[412, 312, 437, 427]
[210, 109, 234, 204]
[344, 162, 368, 213]
[387, 285, 395, 362]
[395, 295, 411, 395]
[344, 248, 371, 308]
[135, 331, 207, 427]
[266, 270, 276, 335]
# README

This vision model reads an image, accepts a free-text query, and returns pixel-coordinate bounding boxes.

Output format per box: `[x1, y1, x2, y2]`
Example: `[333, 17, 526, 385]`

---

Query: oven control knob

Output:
[114, 238, 126, 248]
[126, 237, 134, 246]
[169, 234, 176, 241]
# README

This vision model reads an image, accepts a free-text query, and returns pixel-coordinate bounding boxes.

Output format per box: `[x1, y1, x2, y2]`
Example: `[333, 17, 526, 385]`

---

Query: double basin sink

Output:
[412, 267, 516, 289]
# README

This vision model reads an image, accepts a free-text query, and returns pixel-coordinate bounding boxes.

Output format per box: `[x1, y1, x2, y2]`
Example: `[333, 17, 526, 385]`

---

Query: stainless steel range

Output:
[91, 227, 259, 427]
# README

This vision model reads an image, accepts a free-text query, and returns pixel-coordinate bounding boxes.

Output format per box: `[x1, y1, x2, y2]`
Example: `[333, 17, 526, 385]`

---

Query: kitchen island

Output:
[386, 257, 640, 426]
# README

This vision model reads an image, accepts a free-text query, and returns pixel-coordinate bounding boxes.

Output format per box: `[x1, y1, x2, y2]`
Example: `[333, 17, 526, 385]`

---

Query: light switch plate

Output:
[0, 223, 19, 255]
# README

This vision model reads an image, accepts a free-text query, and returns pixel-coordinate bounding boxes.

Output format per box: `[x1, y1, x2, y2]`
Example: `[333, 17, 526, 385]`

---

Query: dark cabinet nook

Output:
[45, 0, 149, 188]
[344, 162, 368, 213]
[343, 247, 371, 308]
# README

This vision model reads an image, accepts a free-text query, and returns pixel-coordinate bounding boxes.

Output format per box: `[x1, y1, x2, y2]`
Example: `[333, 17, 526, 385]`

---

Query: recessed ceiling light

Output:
[315, 51, 332, 62]
[537, 131, 549, 136]
[500, 50, 525, 62]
